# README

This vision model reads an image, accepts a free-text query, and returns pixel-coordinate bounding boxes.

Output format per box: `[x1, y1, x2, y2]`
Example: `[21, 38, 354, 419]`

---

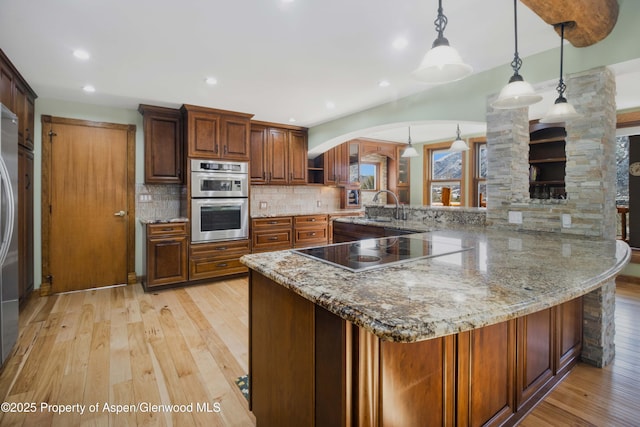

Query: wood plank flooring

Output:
[0, 277, 638, 426]
[0, 278, 255, 427]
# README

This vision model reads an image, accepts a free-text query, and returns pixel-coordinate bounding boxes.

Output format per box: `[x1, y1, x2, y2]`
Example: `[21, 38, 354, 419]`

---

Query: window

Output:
[474, 142, 487, 207]
[360, 163, 379, 191]
[425, 146, 465, 206]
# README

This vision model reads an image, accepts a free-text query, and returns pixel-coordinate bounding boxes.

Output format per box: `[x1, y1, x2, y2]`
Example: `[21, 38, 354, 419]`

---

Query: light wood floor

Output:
[0, 277, 638, 426]
[0, 278, 255, 426]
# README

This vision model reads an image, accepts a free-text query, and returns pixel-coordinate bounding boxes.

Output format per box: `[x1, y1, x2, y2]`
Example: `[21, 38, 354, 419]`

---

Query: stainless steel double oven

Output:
[190, 159, 249, 243]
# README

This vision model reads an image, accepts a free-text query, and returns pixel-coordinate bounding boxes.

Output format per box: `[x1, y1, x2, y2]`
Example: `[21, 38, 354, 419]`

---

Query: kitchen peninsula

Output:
[240, 222, 630, 426]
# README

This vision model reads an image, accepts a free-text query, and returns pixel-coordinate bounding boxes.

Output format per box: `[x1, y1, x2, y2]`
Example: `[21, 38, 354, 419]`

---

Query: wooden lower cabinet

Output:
[458, 321, 516, 427]
[189, 239, 250, 280]
[250, 271, 584, 427]
[251, 215, 330, 252]
[251, 217, 293, 252]
[144, 222, 188, 290]
[293, 214, 328, 248]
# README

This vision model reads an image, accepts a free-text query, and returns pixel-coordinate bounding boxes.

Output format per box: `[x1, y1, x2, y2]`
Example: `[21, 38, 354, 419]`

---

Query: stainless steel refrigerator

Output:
[0, 104, 18, 366]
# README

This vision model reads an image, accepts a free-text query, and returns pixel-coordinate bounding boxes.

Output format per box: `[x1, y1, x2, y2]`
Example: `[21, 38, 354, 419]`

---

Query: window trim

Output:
[470, 137, 487, 207]
[360, 162, 380, 191]
[423, 141, 467, 206]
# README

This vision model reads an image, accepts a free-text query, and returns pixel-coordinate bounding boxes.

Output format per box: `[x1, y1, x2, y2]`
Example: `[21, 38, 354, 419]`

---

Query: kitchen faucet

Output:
[372, 190, 400, 220]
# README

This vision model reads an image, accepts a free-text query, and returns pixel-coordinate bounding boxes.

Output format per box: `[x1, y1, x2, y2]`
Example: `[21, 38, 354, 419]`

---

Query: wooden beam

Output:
[520, 0, 619, 47]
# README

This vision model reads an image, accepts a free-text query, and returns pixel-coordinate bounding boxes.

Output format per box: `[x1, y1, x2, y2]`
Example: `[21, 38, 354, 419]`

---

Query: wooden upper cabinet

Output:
[0, 62, 14, 109]
[0, 49, 37, 150]
[250, 121, 308, 185]
[288, 130, 308, 184]
[138, 104, 183, 184]
[325, 142, 349, 186]
[250, 124, 268, 183]
[360, 140, 397, 160]
[267, 127, 289, 184]
[181, 104, 253, 161]
[221, 115, 250, 160]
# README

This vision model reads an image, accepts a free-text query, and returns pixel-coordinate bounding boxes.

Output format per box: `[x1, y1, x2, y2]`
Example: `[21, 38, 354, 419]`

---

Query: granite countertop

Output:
[138, 217, 189, 225]
[240, 228, 630, 343]
[251, 210, 362, 219]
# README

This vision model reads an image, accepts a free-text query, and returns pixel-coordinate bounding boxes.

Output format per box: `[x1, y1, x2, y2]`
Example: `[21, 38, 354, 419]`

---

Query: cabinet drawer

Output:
[294, 227, 328, 247]
[190, 239, 251, 258]
[252, 217, 293, 229]
[147, 222, 188, 237]
[190, 256, 248, 281]
[294, 215, 328, 227]
[253, 230, 292, 246]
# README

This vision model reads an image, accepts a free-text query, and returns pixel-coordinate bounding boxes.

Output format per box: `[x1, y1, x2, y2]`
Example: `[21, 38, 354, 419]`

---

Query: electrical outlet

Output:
[316, 200, 322, 207]
[508, 211, 522, 224]
[562, 214, 571, 228]
[259, 201, 267, 209]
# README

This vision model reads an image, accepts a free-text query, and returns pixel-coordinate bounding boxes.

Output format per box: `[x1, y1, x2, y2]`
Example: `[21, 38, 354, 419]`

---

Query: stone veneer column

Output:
[485, 105, 530, 224]
[566, 67, 617, 367]
[581, 279, 616, 367]
[565, 67, 618, 238]
[484, 66, 618, 367]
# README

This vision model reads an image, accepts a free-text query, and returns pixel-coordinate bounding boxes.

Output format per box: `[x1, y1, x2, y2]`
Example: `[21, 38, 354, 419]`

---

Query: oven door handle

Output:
[195, 199, 247, 208]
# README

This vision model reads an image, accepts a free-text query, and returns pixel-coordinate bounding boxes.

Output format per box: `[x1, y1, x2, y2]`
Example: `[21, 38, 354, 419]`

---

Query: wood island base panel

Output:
[241, 228, 630, 427]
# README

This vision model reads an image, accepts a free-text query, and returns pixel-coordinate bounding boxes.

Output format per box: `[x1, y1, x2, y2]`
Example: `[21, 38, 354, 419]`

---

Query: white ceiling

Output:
[0, 0, 638, 146]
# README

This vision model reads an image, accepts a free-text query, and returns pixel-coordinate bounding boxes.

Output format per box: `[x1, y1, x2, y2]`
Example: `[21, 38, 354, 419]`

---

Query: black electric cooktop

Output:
[293, 234, 473, 272]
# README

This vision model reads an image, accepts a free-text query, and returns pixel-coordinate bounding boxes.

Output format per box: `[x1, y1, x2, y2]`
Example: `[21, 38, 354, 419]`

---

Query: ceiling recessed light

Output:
[73, 49, 90, 60]
[378, 80, 391, 87]
[82, 85, 95, 93]
[325, 101, 335, 110]
[205, 77, 218, 85]
[288, 117, 297, 123]
[392, 37, 408, 50]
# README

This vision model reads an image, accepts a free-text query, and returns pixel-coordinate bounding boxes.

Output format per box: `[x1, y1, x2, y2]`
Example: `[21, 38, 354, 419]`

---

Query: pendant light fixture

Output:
[450, 124, 469, 152]
[540, 22, 581, 123]
[402, 126, 419, 158]
[491, 0, 542, 109]
[412, 0, 472, 84]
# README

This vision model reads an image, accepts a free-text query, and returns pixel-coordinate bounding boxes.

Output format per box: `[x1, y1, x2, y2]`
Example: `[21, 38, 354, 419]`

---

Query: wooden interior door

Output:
[42, 116, 135, 293]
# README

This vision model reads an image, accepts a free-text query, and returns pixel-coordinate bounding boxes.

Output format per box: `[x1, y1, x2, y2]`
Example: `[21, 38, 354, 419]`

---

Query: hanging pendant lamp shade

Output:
[450, 124, 469, 152]
[540, 22, 581, 123]
[402, 126, 419, 158]
[492, 0, 542, 109]
[412, 0, 472, 84]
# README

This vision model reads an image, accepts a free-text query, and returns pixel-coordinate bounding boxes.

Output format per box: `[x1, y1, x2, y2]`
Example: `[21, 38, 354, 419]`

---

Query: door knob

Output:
[114, 210, 126, 217]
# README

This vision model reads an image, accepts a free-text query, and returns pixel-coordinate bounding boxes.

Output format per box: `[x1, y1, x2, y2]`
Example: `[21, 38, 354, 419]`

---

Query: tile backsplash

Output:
[136, 184, 183, 220]
[250, 185, 343, 216]
[137, 184, 352, 220]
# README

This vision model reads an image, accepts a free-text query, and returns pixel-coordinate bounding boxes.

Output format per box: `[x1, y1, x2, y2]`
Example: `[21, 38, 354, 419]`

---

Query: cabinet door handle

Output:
[215, 246, 227, 251]
[268, 220, 279, 224]
[25, 173, 30, 190]
[215, 144, 219, 154]
[224, 145, 228, 154]
[308, 218, 316, 222]
[309, 232, 316, 236]
[216, 263, 228, 268]
[268, 236, 279, 241]
[263, 172, 266, 180]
